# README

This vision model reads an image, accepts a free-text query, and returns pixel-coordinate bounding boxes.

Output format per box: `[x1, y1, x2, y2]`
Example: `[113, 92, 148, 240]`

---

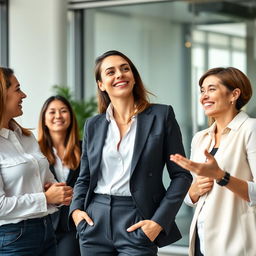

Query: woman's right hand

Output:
[44, 182, 73, 206]
[189, 176, 214, 203]
[72, 209, 94, 227]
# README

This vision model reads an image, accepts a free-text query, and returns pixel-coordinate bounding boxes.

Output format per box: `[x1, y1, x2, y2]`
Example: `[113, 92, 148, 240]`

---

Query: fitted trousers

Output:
[56, 230, 80, 256]
[0, 215, 56, 256]
[77, 193, 158, 256]
[194, 225, 204, 256]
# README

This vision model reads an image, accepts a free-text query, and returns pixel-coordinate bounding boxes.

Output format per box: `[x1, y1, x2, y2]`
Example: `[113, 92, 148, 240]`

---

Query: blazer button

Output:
[148, 172, 153, 177]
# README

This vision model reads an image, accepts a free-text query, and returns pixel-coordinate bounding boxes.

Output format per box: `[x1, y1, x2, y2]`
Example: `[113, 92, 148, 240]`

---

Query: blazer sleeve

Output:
[151, 105, 192, 235]
[69, 120, 90, 215]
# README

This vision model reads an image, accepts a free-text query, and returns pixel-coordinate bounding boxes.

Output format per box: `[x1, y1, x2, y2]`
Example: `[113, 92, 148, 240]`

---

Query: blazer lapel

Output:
[66, 169, 75, 184]
[90, 116, 109, 177]
[130, 108, 155, 176]
[49, 165, 58, 181]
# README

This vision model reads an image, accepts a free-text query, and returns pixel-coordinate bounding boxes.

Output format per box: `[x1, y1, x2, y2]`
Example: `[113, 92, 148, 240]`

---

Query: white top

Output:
[0, 121, 57, 226]
[94, 104, 137, 196]
[185, 111, 256, 255]
[53, 147, 69, 182]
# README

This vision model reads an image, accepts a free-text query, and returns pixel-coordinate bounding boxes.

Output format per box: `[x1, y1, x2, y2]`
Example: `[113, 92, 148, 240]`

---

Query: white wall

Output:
[9, 0, 68, 133]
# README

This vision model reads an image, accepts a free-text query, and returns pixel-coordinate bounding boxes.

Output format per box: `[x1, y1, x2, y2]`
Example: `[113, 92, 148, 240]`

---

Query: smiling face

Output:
[200, 75, 237, 118]
[5, 75, 26, 122]
[97, 55, 135, 100]
[44, 99, 71, 134]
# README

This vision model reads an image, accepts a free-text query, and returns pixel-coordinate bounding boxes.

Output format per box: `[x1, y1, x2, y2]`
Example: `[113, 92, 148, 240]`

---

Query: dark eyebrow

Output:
[48, 107, 68, 110]
[104, 63, 129, 72]
[201, 84, 218, 89]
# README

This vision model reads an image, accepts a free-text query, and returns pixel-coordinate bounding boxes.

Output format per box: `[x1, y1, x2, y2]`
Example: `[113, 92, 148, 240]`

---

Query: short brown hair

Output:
[94, 50, 151, 116]
[199, 67, 252, 110]
[38, 95, 81, 170]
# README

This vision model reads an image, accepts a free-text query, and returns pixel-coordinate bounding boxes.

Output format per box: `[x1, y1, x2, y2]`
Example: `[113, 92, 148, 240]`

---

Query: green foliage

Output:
[52, 85, 97, 138]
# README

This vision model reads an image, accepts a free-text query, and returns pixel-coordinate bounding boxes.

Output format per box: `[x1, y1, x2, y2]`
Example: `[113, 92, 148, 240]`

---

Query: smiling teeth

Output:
[115, 82, 127, 87]
[204, 103, 213, 107]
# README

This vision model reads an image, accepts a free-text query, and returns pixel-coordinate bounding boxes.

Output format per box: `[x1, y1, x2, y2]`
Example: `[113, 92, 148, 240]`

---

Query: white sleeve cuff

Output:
[184, 192, 197, 207]
[247, 181, 256, 206]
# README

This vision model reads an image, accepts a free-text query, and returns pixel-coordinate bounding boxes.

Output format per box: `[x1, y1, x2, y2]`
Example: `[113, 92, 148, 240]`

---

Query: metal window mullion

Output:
[68, 0, 174, 9]
[74, 9, 84, 100]
[0, 0, 8, 66]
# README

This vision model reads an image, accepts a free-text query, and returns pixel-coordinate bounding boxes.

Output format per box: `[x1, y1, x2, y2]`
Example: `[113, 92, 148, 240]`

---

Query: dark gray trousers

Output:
[76, 194, 158, 256]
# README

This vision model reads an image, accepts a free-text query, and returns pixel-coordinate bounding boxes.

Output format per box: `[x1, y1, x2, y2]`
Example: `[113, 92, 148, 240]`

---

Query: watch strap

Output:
[216, 171, 230, 186]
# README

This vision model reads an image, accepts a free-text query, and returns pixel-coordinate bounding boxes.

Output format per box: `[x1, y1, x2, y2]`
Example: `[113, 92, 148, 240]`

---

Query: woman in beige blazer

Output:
[171, 67, 256, 256]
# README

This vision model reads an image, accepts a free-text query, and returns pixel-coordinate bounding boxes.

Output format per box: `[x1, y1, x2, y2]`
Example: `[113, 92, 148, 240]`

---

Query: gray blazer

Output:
[69, 104, 192, 247]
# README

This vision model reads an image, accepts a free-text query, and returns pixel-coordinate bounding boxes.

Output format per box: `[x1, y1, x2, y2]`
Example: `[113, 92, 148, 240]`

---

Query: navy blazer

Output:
[50, 161, 80, 232]
[69, 104, 192, 247]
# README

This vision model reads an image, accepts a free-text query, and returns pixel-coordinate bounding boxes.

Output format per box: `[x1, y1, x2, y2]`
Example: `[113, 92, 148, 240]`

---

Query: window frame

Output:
[0, 0, 8, 66]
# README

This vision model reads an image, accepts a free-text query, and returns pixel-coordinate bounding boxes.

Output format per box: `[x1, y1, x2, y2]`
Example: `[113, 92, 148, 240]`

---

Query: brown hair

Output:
[0, 67, 31, 135]
[199, 67, 252, 110]
[94, 50, 151, 115]
[38, 95, 81, 170]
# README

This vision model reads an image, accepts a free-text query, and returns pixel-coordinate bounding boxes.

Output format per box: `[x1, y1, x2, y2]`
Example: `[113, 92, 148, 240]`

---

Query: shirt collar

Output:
[106, 103, 115, 122]
[105, 103, 137, 122]
[205, 111, 249, 136]
[0, 120, 22, 139]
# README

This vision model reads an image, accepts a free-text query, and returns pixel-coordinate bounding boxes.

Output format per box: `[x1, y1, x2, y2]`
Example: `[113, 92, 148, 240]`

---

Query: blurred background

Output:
[1, 0, 256, 255]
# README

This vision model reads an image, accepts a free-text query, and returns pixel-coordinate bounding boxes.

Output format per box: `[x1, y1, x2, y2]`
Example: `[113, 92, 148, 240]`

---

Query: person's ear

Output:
[97, 80, 106, 91]
[232, 88, 241, 102]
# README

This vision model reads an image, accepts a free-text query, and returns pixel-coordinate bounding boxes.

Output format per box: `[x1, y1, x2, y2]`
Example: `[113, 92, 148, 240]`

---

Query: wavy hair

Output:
[0, 67, 31, 135]
[95, 50, 152, 116]
[38, 95, 81, 170]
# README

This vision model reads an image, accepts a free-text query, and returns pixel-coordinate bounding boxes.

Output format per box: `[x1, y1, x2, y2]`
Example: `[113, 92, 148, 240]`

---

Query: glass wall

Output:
[67, 0, 252, 253]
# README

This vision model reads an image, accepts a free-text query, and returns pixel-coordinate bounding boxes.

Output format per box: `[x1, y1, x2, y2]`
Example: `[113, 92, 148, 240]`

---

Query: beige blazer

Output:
[189, 111, 256, 256]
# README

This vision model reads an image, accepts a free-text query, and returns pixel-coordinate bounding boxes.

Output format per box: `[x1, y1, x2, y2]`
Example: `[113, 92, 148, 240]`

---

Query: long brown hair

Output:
[38, 95, 81, 170]
[0, 67, 31, 135]
[95, 50, 151, 115]
[199, 67, 253, 125]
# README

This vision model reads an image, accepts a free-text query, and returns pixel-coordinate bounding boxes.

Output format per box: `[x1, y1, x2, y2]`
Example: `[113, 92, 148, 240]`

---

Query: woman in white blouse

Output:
[0, 67, 73, 255]
[38, 95, 81, 256]
[171, 67, 256, 256]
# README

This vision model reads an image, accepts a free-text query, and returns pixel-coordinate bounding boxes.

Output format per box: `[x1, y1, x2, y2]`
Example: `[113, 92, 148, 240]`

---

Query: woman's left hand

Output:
[127, 220, 163, 242]
[170, 149, 224, 180]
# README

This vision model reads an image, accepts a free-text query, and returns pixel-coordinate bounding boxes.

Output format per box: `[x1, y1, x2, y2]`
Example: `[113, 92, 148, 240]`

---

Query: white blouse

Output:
[0, 121, 57, 226]
[94, 103, 137, 196]
[53, 147, 69, 182]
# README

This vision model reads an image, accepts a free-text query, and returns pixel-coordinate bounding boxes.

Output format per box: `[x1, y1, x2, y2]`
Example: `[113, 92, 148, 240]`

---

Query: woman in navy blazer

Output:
[38, 95, 81, 256]
[70, 50, 192, 256]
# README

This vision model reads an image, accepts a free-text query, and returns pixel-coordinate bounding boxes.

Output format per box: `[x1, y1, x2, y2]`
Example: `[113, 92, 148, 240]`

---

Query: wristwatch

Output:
[216, 171, 230, 186]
